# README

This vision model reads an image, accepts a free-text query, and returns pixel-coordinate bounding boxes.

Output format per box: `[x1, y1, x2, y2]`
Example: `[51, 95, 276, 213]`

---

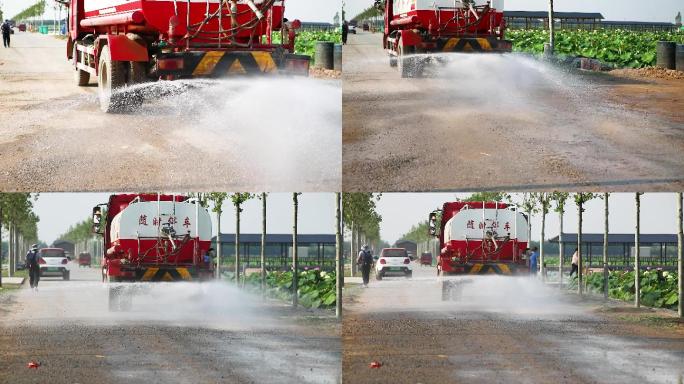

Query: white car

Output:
[375, 248, 412, 280]
[38, 248, 71, 280]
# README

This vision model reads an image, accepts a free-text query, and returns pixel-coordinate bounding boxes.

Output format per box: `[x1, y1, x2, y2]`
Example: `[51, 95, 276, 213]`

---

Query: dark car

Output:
[78, 252, 92, 267]
[420, 252, 433, 266]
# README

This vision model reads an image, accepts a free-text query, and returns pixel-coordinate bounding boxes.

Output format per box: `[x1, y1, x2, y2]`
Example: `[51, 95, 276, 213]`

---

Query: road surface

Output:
[0, 264, 340, 383]
[342, 32, 684, 192]
[0, 32, 341, 191]
[342, 264, 684, 384]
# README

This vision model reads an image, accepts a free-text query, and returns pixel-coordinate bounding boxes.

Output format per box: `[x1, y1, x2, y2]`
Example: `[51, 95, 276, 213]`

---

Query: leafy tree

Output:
[551, 192, 570, 288]
[207, 193, 228, 279]
[574, 193, 599, 295]
[461, 192, 510, 202]
[230, 193, 254, 285]
[342, 193, 382, 275]
[13, 1, 46, 22]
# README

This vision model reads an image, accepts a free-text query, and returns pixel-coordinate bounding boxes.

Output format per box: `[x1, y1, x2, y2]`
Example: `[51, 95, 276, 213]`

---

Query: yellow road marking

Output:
[470, 264, 482, 274]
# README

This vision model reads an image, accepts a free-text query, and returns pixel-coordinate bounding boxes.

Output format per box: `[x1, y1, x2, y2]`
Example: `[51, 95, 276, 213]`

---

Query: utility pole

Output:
[635, 193, 642, 308]
[677, 192, 683, 318]
[336, 193, 342, 319]
[0, 204, 3, 288]
[547, 0, 555, 53]
[292, 193, 299, 308]
[577, 201, 583, 296]
[260, 193, 266, 294]
[603, 193, 609, 300]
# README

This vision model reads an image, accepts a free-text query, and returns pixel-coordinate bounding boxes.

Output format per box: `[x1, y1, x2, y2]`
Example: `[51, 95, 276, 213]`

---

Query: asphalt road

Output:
[342, 264, 684, 384]
[0, 32, 341, 192]
[0, 264, 341, 384]
[342, 32, 684, 192]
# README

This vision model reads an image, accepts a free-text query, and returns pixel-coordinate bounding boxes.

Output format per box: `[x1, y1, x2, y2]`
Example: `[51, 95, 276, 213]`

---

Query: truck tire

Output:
[389, 53, 397, 68]
[398, 45, 413, 78]
[98, 45, 126, 113]
[73, 44, 90, 86]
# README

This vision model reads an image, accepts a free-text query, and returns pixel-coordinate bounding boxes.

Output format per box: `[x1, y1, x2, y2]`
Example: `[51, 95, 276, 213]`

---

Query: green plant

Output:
[273, 31, 341, 63]
[508, 29, 684, 68]
[577, 270, 679, 309]
[245, 269, 337, 309]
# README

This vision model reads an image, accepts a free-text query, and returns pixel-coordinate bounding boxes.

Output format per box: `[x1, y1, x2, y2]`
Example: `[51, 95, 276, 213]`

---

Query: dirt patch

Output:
[311, 67, 341, 79]
[611, 66, 684, 80]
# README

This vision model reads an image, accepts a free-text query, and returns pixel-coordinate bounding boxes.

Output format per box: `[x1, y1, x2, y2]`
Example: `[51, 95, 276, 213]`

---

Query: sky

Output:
[0, 0, 340, 23]
[344, 0, 682, 23]
[26, 193, 336, 245]
[376, 193, 682, 244]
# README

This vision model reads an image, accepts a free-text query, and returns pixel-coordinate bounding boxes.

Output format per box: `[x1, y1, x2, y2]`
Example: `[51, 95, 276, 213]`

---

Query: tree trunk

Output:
[8, 222, 13, 278]
[548, 0, 555, 50]
[558, 209, 564, 289]
[0, 205, 3, 287]
[235, 203, 241, 286]
[261, 193, 267, 293]
[336, 193, 342, 319]
[540, 208, 546, 281]
[578, 202, 583, 296]
[603, 193, 609, 300]
[292, 193, 299, 308]
[216, 210, 222, 280]
[635, 193, 641, 308]
[677, 192, 683, 318]
[350, 221, 356, 277]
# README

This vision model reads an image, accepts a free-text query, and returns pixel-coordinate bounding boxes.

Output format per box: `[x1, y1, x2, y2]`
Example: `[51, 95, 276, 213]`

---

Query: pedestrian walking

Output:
[342, 21, 349, 45]
[529, 246, 539, 276]
[569, 248, 579, 278]
[25, 244, 41, 290]
[1, 20, 11, 48]
[356, 244, 373, 287]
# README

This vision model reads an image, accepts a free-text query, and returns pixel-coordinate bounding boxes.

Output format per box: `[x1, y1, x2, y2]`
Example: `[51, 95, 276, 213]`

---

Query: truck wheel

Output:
[108, 286, 122, 311]
[389, 53, 397, 68]
[398, 44, 416, 78]
[73, 44, 90, 86]
[98, 45, 126, 113]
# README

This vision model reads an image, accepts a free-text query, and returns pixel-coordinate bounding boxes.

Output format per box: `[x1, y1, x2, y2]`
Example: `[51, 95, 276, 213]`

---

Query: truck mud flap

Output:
[437, 37, 512, 53]
[156, 51, 309, 78]
[137, 267, 193, 282]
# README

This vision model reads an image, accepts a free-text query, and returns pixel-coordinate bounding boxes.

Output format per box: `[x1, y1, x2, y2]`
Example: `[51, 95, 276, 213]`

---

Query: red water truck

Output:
[375, 0, 511, 77]
[65, 0, 310, 112]
[92, 193, 213, 310]
[429, 201, 530, 299]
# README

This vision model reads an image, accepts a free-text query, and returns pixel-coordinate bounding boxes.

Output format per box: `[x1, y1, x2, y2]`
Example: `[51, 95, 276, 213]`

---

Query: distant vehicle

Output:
[78, 252, 92, 268]
[38, 248, 71, 280]
[17, 24, 26, 32]
[375, 248, 412, 280]
[362, 23, 370, 31]
[349, 25, 357, 34]
[16, 261, 26, 271]
[420, 252, 432, 266]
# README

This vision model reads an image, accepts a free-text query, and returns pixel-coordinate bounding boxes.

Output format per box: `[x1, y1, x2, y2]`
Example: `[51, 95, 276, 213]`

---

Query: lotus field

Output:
[273, 30, 341, 62]
[245, 269, 337, 309]
[571, 270, 680, 310]
[508, 29, 684, 68]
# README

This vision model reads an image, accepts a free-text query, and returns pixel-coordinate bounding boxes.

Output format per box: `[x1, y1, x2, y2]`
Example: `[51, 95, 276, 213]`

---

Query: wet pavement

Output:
[0, 32, 341, 192]
[342, 264, 684, 384]
[0, 265, 341, 384]
[342, 32, 684, 192]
